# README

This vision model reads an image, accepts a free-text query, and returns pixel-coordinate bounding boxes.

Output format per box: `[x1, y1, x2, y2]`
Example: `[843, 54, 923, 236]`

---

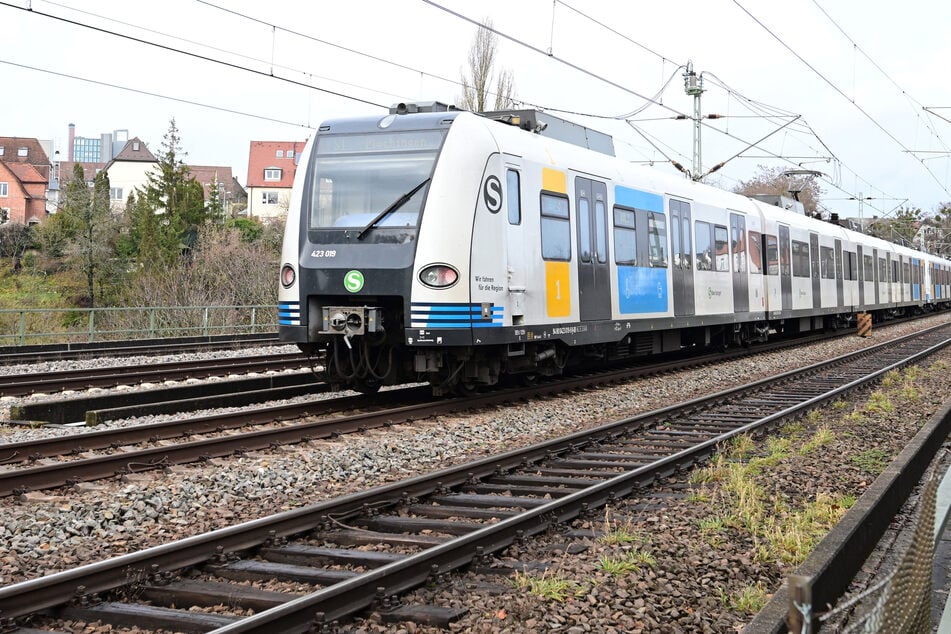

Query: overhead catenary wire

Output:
[423, 0, 818, 177]
[422, 0, 911, 217]
[732, 0, 951, 199]
[0, 0, 388, 110]
[0, 58, 313, 129]
[810, 0, 951, 157]
[3, 0, 940, 218]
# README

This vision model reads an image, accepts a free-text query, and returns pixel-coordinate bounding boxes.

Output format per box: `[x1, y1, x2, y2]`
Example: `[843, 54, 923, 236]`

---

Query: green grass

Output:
[852, 448, 890, 475]
[864, 391, 895, 414]
[599, 509, 649, 546]
[512, 570, 585, 602]
[729, 434, 756, 458]
[0, 269, 73, 309]
[597, 548, 656, 575]
[698, 515, 727, 533]
[723, 582, 770, 613]
[800, 426, 834, 454]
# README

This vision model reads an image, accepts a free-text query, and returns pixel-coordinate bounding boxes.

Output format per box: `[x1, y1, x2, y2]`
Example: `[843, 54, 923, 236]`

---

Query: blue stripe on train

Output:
[614, 185, 664, 213]
[411, 302, 503, 328]
[278, 302, 300, 325]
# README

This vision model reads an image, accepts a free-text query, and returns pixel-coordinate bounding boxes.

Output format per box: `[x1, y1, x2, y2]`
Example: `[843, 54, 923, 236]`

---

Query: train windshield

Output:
[308, 129, 446, 241]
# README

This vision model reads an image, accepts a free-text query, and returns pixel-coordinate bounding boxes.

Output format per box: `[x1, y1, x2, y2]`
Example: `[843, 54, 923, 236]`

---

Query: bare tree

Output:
[0, 222, 32, 272]
[459, 18, 517, 112]
[733, 165, 824, 216]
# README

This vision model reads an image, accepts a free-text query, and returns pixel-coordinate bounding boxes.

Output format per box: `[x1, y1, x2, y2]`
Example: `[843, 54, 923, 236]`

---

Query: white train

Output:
[278, 103, 951, 394]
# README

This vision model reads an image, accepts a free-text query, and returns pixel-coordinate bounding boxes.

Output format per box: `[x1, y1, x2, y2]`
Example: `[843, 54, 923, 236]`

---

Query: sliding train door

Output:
[670, 199, 694, 316]
[575, 177, 611, 321]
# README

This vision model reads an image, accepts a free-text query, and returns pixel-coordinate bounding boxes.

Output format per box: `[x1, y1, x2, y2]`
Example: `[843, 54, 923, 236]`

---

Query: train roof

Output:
[312, 107, 948, 265]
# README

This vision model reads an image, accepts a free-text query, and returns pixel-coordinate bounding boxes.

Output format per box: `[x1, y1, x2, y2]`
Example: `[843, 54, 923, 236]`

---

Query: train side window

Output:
[878, 257, 886, 283]
[748, 231, 762, 275]
[595, 198, 608, 264]
[730, 213, 746, 273]
[540, 193, 571, 261]
[820, 246, 835, 279]
[714, 225, 729, 272]
[844, 251, 857, 281]
[765, 234, 779, 276]
[695, 221, 712, 271]
[791, 240, 810, 277]
[648, 212, 668, 267]
[863, 255, 874, 281]
[613, 206, 636, 265]
[506, 170, 521, 225]
[578, 196, 591, 263]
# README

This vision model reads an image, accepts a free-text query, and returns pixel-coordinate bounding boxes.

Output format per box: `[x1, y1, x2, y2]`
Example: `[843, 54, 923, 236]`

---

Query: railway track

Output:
[0, 333, 281, 365]
[0, 320, 943, 496]
[0, 321, 922, 497]
[0, 351, 312, 397]
[3, 322, 949, 631]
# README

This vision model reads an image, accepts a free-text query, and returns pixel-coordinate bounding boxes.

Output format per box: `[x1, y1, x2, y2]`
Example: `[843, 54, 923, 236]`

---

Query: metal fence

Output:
[817, 465, 937, 632]
[0, 305, 279, 345]
[785, 458, 944, 633]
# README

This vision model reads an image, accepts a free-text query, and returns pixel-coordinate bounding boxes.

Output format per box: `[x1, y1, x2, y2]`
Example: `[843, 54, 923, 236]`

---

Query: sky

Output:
[3, 0, 951, 221]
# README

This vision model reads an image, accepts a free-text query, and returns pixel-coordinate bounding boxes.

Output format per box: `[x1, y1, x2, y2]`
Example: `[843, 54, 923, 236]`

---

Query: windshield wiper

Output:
[356, 177, 431, 241]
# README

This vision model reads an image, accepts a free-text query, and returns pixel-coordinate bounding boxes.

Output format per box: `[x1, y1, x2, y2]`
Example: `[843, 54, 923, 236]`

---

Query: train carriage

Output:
[278, 103, 951, 394]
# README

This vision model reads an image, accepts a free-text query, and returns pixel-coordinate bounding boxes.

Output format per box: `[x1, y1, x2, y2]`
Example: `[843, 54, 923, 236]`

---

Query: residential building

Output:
[189, 166, 248, 218]
[245, 140, 307, 219]
[0, 137, 51, 224]
[0, 162, 47, 225]
[102, 137, 159, 210]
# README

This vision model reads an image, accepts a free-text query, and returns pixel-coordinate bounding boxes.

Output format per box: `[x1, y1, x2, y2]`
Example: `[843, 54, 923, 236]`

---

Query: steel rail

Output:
[0, 323, 947, 624]
[0, 323, 929, 495]
[0, 384, 414, 468]
[0, 333, 281, 365]
[0, 352, 311, 397]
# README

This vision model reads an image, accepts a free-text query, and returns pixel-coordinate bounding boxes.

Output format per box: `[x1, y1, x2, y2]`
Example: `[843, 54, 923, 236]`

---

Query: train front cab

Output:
[278, 111, 466, 390]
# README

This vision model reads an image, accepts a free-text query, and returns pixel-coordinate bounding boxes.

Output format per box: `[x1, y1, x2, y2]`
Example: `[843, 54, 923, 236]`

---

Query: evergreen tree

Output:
[138, 118, 207, 263]
[180, 178, 208, 254]
[206, 176, 225, 225]
[129, 190, 165, 271]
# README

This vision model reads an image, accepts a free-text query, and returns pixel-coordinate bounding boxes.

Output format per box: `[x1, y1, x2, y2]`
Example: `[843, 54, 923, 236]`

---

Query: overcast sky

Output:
[3, 0, 950, 220]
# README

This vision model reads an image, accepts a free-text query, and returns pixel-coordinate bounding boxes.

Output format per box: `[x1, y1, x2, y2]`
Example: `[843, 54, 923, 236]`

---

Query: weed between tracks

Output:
[687, 360, 942, 570]
[502, 358, 946, 626]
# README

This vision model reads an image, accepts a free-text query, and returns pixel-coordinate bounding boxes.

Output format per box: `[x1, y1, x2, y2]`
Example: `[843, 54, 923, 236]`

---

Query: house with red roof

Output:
[245, 140, 307, 219]
[189, 165, 247, 218]
[0, 137, 51, 224]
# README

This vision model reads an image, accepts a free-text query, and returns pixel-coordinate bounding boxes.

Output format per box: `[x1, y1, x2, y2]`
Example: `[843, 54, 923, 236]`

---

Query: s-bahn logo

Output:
[483, 175, 502, 214]
[344, 270, 365, 293]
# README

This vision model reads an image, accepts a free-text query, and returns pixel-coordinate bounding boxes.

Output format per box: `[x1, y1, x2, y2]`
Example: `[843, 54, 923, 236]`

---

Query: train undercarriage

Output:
[299, 302, 946, 396]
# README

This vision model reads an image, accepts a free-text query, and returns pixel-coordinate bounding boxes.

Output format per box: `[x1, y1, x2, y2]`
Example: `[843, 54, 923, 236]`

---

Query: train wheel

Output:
[455, 381, 479, 396]
[519, 373, 539, 386]
[352, 380, 382, 394]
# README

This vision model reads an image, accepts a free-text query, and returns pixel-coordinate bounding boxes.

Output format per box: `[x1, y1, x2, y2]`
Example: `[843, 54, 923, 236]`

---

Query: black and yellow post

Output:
[857, 312, 872, 338]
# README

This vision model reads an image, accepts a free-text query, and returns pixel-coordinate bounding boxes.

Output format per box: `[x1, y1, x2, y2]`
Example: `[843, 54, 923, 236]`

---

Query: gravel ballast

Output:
[1, 315, 950, 631]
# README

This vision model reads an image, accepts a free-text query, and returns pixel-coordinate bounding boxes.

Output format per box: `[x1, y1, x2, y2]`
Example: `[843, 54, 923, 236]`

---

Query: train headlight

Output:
[419, 264, 459, 289]
[280, 264, 296, 288]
